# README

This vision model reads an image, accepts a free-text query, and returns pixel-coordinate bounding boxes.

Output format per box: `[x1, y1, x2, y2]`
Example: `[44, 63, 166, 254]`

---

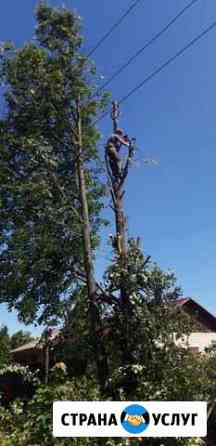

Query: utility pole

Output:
[75, 96, 108, 392]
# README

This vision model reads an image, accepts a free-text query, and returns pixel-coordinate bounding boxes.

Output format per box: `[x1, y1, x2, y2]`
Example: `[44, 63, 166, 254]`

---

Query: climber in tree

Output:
[105, 128, 130, 182]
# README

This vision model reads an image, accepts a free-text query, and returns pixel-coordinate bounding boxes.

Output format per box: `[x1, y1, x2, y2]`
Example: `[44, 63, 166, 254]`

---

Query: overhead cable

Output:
[87, 0, 145, 57]
[94, 19, 216, 125]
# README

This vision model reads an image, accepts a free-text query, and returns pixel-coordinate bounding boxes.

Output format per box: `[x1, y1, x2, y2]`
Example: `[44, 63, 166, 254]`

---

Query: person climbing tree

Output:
[105, 127, 130, 182]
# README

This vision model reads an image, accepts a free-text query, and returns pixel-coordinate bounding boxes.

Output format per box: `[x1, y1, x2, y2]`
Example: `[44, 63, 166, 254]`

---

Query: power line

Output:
[119, 19, 216, 105]
[87, 0, 145, 57]
[95, 0, 201, 96]
[94, 19, 216, 125]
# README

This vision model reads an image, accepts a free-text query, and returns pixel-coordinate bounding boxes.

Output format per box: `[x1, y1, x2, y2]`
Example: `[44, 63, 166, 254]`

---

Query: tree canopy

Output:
[0, 325, 10, 368]
[0, 326, 34, 367]
[0, 3, 106, 325]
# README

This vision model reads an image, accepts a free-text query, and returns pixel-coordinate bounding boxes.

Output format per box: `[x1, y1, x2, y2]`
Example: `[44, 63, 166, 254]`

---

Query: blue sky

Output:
[0, 0, 216, 334]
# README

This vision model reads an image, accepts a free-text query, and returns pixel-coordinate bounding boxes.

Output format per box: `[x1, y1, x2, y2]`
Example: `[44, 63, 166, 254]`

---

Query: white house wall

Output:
[176, 332, 216, 352]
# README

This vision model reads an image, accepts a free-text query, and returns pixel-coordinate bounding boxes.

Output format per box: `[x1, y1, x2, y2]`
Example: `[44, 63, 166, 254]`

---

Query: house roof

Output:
[11, 299, 216, 357]
[176, 298, 190, 306]
[177, 297, 216, 331]
[11, 329, 60, 355]
[11, 340, 40, 354]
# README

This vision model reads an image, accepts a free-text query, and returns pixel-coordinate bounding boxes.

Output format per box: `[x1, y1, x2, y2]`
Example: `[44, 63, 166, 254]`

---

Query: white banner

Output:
[53, 401, 207, 437]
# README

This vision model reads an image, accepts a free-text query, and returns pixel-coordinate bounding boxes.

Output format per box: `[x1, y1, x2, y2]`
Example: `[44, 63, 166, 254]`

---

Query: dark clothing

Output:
[106, 132, 130, 180]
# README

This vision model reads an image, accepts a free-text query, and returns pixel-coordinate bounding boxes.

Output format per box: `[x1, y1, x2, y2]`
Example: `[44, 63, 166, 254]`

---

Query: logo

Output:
[120, 404, 150, 434]
[53, 401, 207, 437]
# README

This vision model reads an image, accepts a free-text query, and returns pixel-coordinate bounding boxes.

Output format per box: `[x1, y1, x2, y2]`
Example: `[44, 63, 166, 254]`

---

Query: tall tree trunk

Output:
[114, 183, 128, 301]
[107, 102, 135, 365]
[44, 344, 49, 385]
[113, 182, 131, 365]
[75, 97, 108, 392]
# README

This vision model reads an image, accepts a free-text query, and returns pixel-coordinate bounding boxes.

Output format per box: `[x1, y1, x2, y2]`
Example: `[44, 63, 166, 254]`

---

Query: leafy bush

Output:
[0, 364, 39, 405]
[0, 376, 101, 445]
[0, 364, 39, 384]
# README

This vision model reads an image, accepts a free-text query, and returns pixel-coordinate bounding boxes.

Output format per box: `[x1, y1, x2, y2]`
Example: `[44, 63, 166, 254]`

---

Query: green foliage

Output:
[49, 241, 209, 445]
[102, 240, 193, 400]
[97, 241, 208, 445]
[0, 249, 210, 444]
[0, 376, 101, 446]
[0, 364, 39, 410]
[0, 327, 35, 369]
[0, 364, 39, 385]
[0, 4, 213, 446]
[0, 373, 206, 446]
[54, 287, 97, 377]
[0, 326, 10, 368]
[0, 3, 107, 325]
